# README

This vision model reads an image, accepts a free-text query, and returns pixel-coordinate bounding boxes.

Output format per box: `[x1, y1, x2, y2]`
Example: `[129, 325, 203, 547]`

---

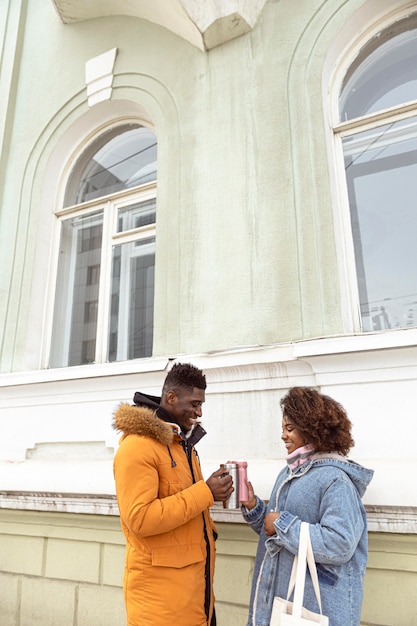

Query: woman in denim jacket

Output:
[242, 387, 374, 626]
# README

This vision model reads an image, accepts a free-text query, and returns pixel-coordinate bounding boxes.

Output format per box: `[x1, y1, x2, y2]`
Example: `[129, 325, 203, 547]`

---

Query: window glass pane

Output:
[340, 20, 417, 121]
[343, 117, 417, 331]
[50, 211, 103, 367]
[117, 198, 156, 233]
[108, 237, 155, 362]
[64, 126, 157, 206]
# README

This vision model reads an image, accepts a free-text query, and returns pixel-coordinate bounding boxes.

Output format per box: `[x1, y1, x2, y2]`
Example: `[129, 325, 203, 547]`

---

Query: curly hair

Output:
[280, 387, 354, 455]
[162, 362, 207, 396]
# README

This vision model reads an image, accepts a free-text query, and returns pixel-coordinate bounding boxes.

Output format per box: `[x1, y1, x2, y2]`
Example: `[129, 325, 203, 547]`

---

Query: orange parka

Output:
[113, 401, 217, 626]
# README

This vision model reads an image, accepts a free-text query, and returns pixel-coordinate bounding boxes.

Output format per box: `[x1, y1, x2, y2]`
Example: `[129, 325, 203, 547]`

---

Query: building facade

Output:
[1, 0, 417, 624]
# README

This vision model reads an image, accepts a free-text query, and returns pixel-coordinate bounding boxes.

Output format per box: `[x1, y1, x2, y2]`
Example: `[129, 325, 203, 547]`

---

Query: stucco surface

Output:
[0, 0, 364, 371]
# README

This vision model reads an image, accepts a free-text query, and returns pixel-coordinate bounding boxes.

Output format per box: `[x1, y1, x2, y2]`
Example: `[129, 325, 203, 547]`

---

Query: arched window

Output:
[336, 14, 417, 332]
[49, 124, 157, 367]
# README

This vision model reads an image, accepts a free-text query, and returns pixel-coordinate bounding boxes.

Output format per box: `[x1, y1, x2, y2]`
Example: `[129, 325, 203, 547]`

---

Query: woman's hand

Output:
[240, 481, 257, 510]
[264, 511, 280, 536]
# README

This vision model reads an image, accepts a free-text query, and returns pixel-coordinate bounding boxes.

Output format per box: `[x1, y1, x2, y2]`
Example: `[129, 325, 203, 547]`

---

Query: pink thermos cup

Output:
[236, 461, 249, 502]
[223, 460, 248, 508]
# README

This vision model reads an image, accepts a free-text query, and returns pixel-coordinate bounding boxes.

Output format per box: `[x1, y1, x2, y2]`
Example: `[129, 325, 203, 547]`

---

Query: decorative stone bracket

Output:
[85, 48, 118, 107]
[51, 0, 268, 50]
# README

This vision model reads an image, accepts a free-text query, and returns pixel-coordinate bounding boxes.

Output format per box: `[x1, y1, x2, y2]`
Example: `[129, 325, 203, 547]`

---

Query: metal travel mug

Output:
[222, 462, 239, 509]
[222, 460, 248, 508]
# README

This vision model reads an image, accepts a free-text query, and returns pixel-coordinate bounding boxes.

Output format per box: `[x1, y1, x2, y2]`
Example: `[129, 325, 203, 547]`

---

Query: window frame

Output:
[330, 10, 417, 335]
[49, 179, 157, 368]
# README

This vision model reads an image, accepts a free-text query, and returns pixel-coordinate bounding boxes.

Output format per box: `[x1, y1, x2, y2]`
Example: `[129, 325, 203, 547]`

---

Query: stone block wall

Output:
[1, 508, 417, 625]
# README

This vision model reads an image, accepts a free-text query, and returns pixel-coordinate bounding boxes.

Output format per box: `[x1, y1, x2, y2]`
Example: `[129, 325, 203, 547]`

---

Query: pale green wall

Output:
[0, 0, 372, 373]
[1, 5, 416, 626]
[0, 509, 416, 626]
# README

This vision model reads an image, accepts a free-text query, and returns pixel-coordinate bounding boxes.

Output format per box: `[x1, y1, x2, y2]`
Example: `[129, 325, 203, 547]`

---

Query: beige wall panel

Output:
[45, 537, 100, 583]
[20, 577, 76, 626]
[0, 533, 44, 575]
[215, 602, 250, 626]
[361, 532, 417, 626]
[215, 553, 253, 605]
[78, 584, 125, 626]
[0, 572, 19, 626]
[102, 543, 125, 587]
[362, 570, 417, 626]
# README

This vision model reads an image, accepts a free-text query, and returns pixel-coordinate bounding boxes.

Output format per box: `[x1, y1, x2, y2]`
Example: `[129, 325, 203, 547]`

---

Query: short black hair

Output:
[162, 363, 206, 396]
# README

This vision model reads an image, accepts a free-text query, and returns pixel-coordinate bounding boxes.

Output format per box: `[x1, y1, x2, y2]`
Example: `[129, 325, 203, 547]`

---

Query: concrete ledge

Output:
[1, 492, 416, 534]
[0, 491, 119, 516]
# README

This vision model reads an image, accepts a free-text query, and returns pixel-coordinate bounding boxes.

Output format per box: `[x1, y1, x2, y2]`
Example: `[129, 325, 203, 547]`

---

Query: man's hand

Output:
[206, 467, 234, 502]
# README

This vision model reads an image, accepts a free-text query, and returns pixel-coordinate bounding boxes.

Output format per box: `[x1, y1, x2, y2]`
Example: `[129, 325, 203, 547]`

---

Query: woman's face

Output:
[281, 415, 306, 454]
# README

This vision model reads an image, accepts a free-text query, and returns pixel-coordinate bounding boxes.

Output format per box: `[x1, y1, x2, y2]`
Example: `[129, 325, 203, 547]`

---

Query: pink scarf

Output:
[286, 444, 315, 471]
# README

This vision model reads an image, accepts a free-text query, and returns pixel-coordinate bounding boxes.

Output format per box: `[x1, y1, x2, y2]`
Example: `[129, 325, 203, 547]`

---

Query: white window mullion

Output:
[332, 132, 362, 334]
[116, 242, 131, 361]
[95, 201, 113, 363]
[62, 225, 79, 363]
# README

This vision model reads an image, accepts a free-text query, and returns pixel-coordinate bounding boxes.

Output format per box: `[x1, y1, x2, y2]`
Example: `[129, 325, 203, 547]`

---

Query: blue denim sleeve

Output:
[276, 510, 298, 533]
[267, 510, 299, 556]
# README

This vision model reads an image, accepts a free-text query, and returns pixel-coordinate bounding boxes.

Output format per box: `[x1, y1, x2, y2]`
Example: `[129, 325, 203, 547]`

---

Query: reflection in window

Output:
[343, 119, 417, 331]
[117, 199, 156, 233]
[50, 125, 157, 367]
[64, 125, 157, 207]
[108, 237, 155, 361]
[50, 212, 103, 367]
[338, 15, 417, 332]
[340, 18, 417, 121]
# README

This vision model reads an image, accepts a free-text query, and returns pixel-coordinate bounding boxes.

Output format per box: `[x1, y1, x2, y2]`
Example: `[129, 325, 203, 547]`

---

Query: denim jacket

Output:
[242, 455, 374, 626]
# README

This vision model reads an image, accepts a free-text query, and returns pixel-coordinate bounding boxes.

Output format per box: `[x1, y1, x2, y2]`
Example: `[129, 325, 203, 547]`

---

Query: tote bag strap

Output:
[288, 522, 324, 619]
[305, 524, 324, 616]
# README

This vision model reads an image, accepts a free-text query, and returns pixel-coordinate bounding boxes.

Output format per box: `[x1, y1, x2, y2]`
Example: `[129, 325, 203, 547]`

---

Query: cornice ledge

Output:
[51, 0, 268, 51]
[0, 491, 120, 516]
[1, 493, 417, 534]
[365, 504, 417, 534]
[212, 505, 417, 535]
[213, 505, 417, 536]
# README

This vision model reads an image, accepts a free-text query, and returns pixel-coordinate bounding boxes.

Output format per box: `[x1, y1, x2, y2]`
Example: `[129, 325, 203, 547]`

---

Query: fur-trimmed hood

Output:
[113, 390, 208, 447]
[113, 403, 175, 445]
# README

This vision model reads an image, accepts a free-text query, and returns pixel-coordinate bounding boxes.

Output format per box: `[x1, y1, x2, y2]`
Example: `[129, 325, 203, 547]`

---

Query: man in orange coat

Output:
[113, 362, 233, 626]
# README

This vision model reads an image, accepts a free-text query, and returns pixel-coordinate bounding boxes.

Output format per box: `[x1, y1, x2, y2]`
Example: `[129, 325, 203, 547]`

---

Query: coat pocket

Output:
[151, 543, 205, 568]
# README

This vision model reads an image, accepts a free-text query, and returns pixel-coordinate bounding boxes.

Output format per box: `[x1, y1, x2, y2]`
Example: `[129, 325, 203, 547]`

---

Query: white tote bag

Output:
[270, 522, 329, 626]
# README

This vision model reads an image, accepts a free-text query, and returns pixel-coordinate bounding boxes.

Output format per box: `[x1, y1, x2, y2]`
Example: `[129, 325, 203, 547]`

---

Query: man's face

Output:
[165, 387, 205, 433]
